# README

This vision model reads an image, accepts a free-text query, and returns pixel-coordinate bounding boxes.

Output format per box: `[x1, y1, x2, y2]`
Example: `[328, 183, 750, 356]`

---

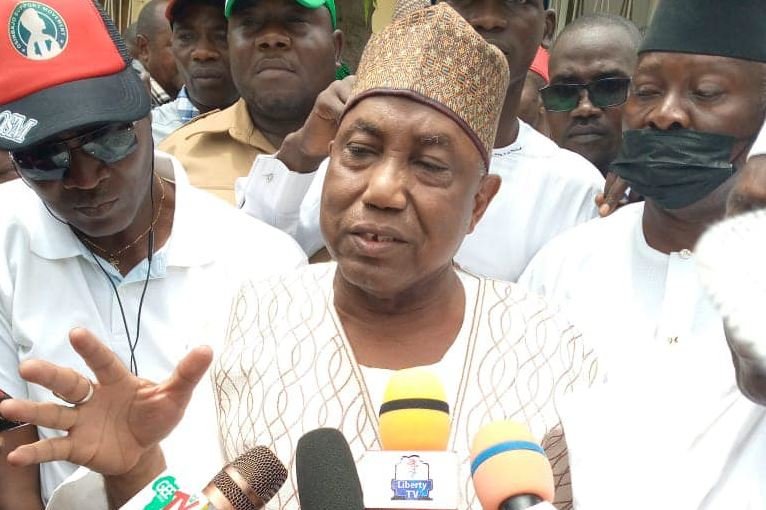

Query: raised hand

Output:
[277, 75, 356, 173]
[0, 327, 212, 477]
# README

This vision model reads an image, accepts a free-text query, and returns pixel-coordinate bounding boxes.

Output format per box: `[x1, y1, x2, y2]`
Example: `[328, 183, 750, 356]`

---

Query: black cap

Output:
[640, 0, 766, 63]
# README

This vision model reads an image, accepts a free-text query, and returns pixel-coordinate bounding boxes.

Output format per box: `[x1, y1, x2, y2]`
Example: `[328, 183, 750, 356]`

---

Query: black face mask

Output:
[611, 129, 736, 210]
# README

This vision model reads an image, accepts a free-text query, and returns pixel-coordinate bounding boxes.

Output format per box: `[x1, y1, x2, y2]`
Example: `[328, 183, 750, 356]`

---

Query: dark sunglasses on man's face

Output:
[540, 77, 632, 112]
[9, 122, 138, 182]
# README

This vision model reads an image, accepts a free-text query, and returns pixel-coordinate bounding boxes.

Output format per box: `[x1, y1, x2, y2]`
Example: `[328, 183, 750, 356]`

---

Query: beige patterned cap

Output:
[345, 2, 509, 168]
[391, 0, 432, 20]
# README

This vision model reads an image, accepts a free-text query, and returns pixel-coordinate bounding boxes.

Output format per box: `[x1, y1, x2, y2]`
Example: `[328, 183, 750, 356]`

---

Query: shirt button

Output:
[265, 173, 274, 183]
[679, 249, 692, 259]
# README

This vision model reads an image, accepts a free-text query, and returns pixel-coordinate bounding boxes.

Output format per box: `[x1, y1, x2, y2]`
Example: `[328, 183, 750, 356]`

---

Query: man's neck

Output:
[642, 200, 725, 255]
[493, 80, 523, 149]
[333, 265, 466, 369]
[246, 103, 306, 149]
[188, 94, 237, 115]
[76, 176, 176, 276]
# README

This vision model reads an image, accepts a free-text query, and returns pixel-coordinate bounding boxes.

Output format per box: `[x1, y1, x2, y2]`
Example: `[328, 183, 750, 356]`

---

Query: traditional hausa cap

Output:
[345, 2, 509, 168]
[391, 0, 433, 21]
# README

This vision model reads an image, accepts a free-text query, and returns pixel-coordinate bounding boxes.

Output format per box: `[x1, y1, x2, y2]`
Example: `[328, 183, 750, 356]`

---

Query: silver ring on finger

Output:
[53, 378, 95, 406]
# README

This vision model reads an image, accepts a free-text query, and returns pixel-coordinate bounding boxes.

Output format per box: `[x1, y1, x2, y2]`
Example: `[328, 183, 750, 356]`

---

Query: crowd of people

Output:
[0, 0, 764, 509]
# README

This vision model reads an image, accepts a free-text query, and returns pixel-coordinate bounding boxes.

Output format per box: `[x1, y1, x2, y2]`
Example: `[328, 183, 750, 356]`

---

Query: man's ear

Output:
[135, 33, 150, 66]
[541, 9, 556, 49]
[332, 29, 345, 67]
[467, 173, 501, 234]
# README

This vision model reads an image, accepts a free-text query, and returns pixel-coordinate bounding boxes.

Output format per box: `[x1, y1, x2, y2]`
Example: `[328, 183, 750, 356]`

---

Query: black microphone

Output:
[500, 495, 544, 510]
[296, 428, 364, 510]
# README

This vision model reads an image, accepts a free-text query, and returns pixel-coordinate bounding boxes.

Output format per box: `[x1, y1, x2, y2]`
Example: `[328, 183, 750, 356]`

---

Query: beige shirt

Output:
[159, 98, 276, 203]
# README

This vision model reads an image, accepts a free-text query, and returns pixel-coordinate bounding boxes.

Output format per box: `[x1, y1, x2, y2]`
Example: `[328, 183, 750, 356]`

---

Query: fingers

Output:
[162, 346, 213, 400]
[0, 399, 77, 431]
[69, 328, 130, 386]
[314, 76, 355, 122]
[336, 75, 356, 103]
[314, 89, 346, 123]
[17, 359, 92, 404]
[6, 436, 73, 468]
[598, 173, 630, 217]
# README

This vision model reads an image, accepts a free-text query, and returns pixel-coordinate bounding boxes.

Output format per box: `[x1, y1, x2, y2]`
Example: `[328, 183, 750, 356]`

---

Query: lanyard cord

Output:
[81, 165, 156, 376]
[87, 228, 153, 376]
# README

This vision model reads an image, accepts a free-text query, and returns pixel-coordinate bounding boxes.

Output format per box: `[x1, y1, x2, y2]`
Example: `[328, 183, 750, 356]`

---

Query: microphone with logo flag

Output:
[358, 368, 459, 509]
[470, 421, 556, 510]
[120, 446, 287, 510]
[295, 427, 365, 510]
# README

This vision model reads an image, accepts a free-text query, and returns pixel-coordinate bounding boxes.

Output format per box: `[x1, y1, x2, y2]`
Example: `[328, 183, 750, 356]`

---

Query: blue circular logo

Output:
[8, 2, 68, 61]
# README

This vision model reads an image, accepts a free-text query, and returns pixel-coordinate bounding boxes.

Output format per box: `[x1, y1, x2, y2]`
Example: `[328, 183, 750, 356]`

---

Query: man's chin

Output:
[249, 92, 312, 120]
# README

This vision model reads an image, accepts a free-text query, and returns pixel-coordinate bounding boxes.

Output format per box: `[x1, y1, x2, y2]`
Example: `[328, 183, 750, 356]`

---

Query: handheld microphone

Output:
[359, 368, 459, 509]
[378, 368, 450, 451]
[295, 428, 364, 510]
[122, 446, 287, 510]
[470, 421, 554, 510]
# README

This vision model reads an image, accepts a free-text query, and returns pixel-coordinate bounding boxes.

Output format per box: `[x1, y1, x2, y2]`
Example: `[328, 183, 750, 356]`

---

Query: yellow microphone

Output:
[378, 367, 450, 451]
[359, 368, 458, 509]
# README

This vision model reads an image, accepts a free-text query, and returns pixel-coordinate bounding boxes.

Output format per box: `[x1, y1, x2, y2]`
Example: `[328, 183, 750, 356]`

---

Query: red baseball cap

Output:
[0, 0, 150, 151]
[529, 46, 550, 84]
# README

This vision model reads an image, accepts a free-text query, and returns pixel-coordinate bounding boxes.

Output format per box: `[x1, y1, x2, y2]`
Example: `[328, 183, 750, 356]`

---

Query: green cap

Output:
[224, 0, 337, 28]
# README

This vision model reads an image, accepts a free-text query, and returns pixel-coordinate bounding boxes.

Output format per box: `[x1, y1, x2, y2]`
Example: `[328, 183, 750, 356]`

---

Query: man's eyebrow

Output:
[348, 120, 383, 137]
[419, 134, 452, 147]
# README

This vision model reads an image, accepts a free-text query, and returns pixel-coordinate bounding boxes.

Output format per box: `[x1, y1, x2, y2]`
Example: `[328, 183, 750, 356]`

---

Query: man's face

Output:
[20, 118, 154, 239]
[321, 96, 500, 298]
[546, 27, 636, 173]
[172, 3, 239, 109]
[446, 0, 553, 86]
[139, 3, 183, 96]
[624, 53, 766, 212]
[227, 0, 341, 122]
[518, 71, 547, 132]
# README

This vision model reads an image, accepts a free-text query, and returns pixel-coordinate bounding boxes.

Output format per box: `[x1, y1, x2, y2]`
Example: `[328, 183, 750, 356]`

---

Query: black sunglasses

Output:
[540, 77, 631, 112]
[9, 122, 138, 182]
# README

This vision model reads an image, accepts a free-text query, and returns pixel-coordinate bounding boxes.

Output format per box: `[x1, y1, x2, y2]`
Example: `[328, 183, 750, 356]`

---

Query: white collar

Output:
[28, 150, 215, 268]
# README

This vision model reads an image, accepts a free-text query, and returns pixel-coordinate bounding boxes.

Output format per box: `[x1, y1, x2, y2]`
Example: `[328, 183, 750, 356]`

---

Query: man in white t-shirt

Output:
[520, 1, 766, 508]
[238, 0, 604, 282]
[0, 1, 305, 506]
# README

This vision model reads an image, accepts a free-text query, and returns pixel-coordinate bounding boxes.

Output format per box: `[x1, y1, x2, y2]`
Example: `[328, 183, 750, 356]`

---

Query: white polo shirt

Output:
[237, 120, 604, 282]
[0, 151, 307, 502]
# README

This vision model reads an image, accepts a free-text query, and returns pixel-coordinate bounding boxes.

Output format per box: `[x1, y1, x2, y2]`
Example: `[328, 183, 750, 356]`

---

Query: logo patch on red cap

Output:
[8, 2, 67, 61]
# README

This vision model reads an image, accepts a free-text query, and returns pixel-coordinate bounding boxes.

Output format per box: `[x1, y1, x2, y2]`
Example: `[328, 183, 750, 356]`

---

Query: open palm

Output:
[0, 328, 212, 476]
